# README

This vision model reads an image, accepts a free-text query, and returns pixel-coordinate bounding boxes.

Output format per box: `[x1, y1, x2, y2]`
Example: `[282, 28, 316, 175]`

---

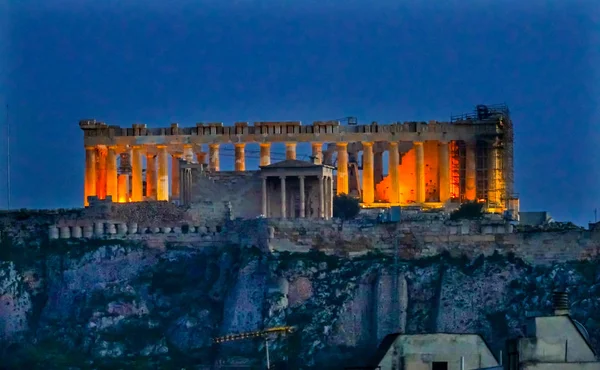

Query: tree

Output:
[449, 201, 484, 221]
[333, 194, 361, 220]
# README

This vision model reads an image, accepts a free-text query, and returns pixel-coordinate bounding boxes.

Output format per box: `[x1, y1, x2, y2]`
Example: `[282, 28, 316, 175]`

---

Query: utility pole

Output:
[5, 103, 9, 210]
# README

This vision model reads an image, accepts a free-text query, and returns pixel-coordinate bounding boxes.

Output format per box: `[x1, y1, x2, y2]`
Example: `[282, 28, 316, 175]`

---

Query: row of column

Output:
[334, 140, 481, 205]
[84, 145, 190, 206]
[261, 175, 333, 219]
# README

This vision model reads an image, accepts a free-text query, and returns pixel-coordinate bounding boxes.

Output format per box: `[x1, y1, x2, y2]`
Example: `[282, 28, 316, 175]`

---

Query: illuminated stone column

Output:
[336, 142, 349, 195]
[146, 151, 157, 199]
[131, 146, 143, 202]
[84, 146, 97, 206]
[117, 174, 129, 203]
[260, 143, 271, 166]
[209, 144, 220, 171]
[329, 177, 334, 218]
[285, 142, 297, 160]
[438, 141, 450, 203]
[171, 152, 182, 199]
[414, 141, 425, 203]
[96, 146, 108, 200]
[262, 177, 268, 216]
[311, 143, 323, 164]
[465, 141, 477, 201]
[488, 143, 499, 204]
[106, 146, 118, 201]
[183, 144, 195, 163]
[196, 151, 207, 165]
[234, 143, 246, 171]
[362, 142, 374, 204]
[157, 145, 169, 201]
[299, 176, 306, 218]
[280, 176, 286, 219]
[319, 175, 325, 218]
[388, 142, 400, 204]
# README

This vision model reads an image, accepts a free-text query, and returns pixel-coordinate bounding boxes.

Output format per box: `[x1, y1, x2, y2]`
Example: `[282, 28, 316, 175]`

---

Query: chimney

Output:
[552, 291, 569, 316]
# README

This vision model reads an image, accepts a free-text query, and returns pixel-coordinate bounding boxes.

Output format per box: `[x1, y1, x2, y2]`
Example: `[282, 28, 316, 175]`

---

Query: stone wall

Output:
[190, 170, 262, 219]
[266, 218, 600, 265]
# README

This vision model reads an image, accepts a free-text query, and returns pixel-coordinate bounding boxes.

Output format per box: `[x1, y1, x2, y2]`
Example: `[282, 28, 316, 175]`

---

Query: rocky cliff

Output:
[0, 232, 599, 370]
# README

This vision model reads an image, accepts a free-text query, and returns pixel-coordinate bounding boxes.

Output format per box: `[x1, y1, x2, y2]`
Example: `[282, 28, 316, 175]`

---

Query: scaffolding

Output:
[450, 104, 514, 211]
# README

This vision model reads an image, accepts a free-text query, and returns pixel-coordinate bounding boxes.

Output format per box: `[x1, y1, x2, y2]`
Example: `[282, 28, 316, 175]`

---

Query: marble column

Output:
[209, 144, 220, 171]
[234, 143, 245, 171]
[414, 141, 425, 203]
[438, 141, 450, 203]
[183, 144, 195, 163]
[196, 151, 207, 165]
[260, 143, 271, 166]
[117, 173, 129, 203]
[171, 152, 182, 199]
[146, 152, 157, 199]
[388, 142, 400, 204]
[280, 176, 286, 219]
[131, 146, 143, 202]
[96, 146, 107, 200]
[329, 177, 334, 218]
[299, 176, 306, 218]
[336, 142, 349, 195]
[157, 145, 169, 201]
[465, 141, 477, 201]
[488, 143, 499, 204]
[319, 176, 325, 219]
[311, 143, 323, 164]
[262, 177, 268, 216]
[84, 146, 97, 206]
[285, 142, 297, 160]
[362, 142, 374, 204]
[106, 146, 118, 202]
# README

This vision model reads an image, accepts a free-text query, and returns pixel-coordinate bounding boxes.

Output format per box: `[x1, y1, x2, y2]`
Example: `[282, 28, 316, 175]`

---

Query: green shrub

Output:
[333, 194, 360, 220]
[450, 201, 483, 220]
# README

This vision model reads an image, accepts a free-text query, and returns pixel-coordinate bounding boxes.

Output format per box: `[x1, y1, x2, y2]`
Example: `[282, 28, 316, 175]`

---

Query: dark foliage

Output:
[449, 201, 483, 220]
[332, 194, 360, 220]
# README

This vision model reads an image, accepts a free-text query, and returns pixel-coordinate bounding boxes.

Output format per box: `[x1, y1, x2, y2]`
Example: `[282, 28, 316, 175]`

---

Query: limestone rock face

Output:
[0, 240, 599, 369]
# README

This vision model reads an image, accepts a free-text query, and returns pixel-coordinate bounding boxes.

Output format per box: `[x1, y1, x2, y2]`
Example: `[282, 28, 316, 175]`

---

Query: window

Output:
[432, 362, 448, 370]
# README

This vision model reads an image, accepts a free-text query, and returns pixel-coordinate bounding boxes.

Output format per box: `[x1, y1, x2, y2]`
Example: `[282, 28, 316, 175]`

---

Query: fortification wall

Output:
[267, 219, 600, 265]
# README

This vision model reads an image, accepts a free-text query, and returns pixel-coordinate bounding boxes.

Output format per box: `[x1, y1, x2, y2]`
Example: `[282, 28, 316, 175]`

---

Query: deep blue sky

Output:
[1, 0, 599, 225]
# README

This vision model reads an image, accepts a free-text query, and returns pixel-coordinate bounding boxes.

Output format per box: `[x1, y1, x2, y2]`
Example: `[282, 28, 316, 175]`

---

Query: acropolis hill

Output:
[1, 105, 599, 369]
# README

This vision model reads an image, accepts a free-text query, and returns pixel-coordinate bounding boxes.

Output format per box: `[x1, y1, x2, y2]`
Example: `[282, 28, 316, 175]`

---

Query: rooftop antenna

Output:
[5, 103, 9, 211]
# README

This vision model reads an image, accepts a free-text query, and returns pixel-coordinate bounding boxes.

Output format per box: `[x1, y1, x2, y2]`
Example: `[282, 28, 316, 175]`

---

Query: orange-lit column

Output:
[336, 142, 349, 195]
[84, 146, 97, 206]
[209, 144, 220, 171]
[415, 141, 425, 203]
[438, 141, 450, 203]
[388, 142, 400, 204]
[171, 152, 182, 199]
[362, 142, 374, 204]
[117, 173, 129, 203]
[106, 146, 118, 202]
[131, 146, 143, 202]
[157, 145, 169, 201]
[285, 142, 297, 160]
[196, 152, 206, 165]
[234, 143, 245, 171]
[183, 144, 194, 163]
[311, 143, 322, 164]
[96, 146, 107, 200]
[465, 141, 477, 201]
[260, 143, 271, 166]
[146, 151, 157, 199]
[488, 143, 499, 204]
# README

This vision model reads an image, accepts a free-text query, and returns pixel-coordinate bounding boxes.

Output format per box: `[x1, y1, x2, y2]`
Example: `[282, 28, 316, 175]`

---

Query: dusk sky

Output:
[1, 0, 599, 226]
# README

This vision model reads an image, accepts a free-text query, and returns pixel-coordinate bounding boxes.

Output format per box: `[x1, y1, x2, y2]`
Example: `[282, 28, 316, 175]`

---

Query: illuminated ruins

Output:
[80, 104, 518, 216]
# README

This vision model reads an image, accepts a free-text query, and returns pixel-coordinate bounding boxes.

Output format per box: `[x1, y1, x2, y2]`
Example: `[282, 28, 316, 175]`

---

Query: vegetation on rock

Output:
[332, 194, 360, 220]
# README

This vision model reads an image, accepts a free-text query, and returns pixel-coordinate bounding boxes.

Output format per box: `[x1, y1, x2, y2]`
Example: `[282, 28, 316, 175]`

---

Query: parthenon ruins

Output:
[80, 104, 517, 215]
